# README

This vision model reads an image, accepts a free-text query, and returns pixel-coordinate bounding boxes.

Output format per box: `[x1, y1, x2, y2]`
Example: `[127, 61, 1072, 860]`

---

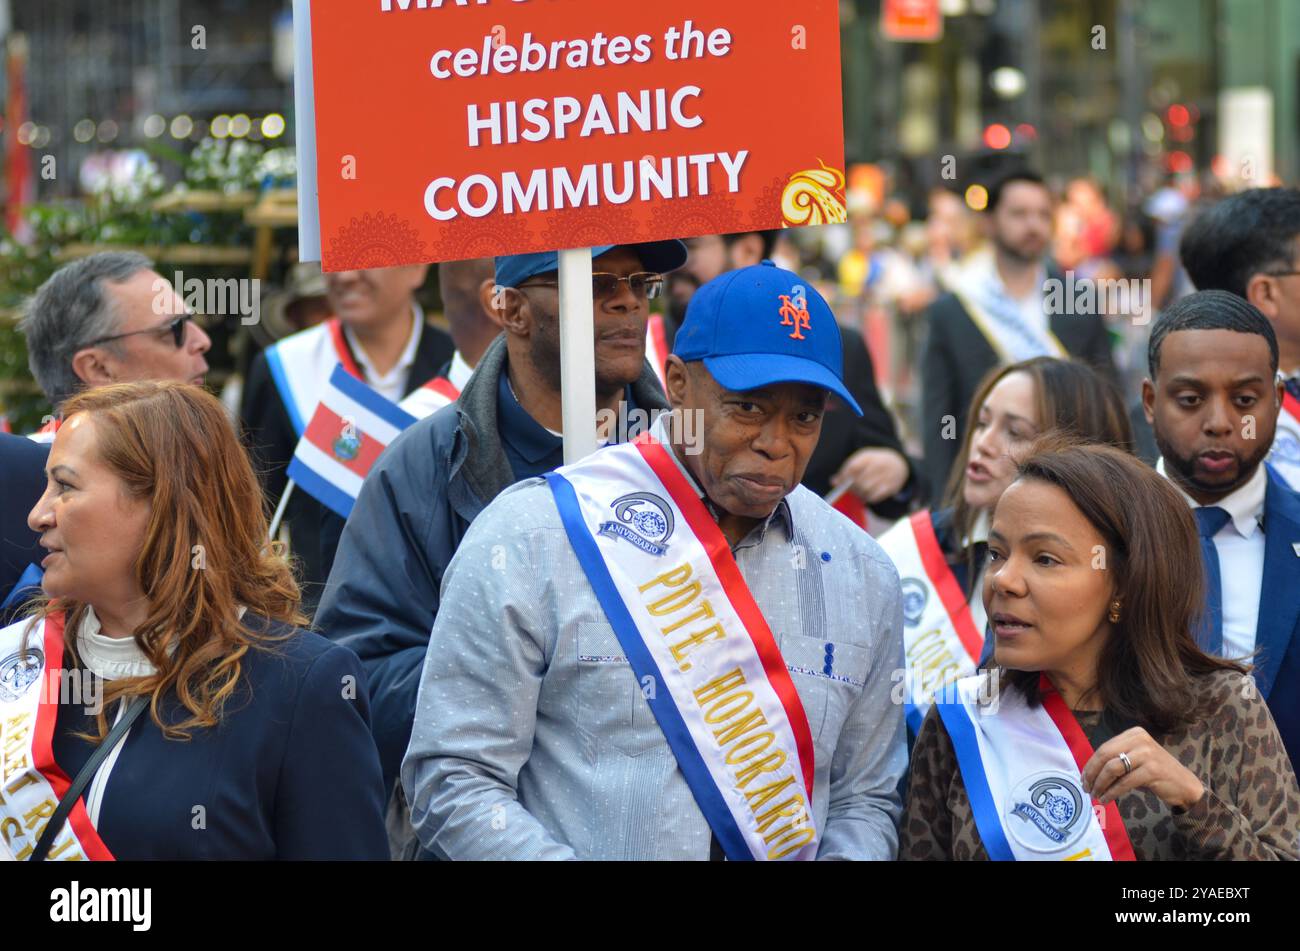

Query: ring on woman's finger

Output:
[1118, 751, 1133, 775]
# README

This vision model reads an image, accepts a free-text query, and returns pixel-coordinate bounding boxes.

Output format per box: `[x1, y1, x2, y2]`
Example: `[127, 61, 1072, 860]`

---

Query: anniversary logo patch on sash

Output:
[936, 672, 1136, 862]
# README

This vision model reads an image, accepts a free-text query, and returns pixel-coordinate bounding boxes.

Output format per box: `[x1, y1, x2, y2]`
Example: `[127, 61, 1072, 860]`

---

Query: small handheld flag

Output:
[286, 363, 417, 519]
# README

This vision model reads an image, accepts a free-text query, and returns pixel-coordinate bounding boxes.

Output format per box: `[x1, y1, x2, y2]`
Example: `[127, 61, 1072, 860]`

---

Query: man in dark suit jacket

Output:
[920, 170, 1117, 494]
[0, 433, 49, 622]
[241, 265, 454, 612]
[665, 231, 922, 517]
[1143, 292, 1300, 770]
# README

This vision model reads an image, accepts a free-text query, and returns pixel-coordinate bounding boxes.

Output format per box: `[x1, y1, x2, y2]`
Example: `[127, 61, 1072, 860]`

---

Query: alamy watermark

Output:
[152, 270, 261, 326]
[1044, 271, 1152, 325]
[596, 403, 705, 455]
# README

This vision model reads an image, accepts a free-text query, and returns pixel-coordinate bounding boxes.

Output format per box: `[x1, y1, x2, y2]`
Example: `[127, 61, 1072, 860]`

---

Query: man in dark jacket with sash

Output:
[315, 240, 686, 856]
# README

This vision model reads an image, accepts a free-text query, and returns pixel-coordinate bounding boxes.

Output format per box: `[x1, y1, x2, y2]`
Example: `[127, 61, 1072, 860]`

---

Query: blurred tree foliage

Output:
[0, 139, 296, 433]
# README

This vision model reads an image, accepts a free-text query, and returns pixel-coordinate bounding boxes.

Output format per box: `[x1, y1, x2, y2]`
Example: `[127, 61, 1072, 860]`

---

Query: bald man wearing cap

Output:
[403, 262, 906, 861]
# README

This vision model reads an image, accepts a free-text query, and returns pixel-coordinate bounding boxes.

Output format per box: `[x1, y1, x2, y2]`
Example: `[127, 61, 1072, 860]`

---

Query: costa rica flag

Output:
[286, 363, 416, 519]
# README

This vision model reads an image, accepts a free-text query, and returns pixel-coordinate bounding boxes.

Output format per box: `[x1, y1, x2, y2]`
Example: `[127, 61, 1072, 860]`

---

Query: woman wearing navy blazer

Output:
[2, 381, 387, 861]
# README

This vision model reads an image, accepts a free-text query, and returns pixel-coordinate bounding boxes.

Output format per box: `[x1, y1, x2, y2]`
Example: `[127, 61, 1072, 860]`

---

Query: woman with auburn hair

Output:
[902, 442, 1300, 860]
[1, 381, 387, 861]
[879, 357, 1133, 736]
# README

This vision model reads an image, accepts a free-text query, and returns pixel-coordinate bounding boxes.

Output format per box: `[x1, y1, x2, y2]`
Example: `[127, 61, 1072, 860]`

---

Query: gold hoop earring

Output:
[1108, 600, 1122, 624]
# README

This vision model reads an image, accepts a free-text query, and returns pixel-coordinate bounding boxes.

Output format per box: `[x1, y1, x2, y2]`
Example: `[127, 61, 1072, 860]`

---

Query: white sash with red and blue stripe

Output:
[397, 376, 459, 421]
[935, 672, 1136, 861]
[546, 435, 818, 860]
[879, 511, 984, 733]
[263, 318, 360, 437]
[0, 614, 118, 861]
[644, 314, 670, 388]
[1270, 391, 1300, 491]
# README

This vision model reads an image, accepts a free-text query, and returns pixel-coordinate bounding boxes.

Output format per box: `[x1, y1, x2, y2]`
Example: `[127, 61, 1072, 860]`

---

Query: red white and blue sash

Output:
[263, 318, 361, 437]
[27, 417, 59, 445]
[645, 314, 671, 388]
[935, 672, 1137, 862]
[0, 613, 117, 861]
[398, 376, 459, 421]
[1270, 391, 1300, 491]
[879, 511, 984, 733]
[546, 435, 818, 860]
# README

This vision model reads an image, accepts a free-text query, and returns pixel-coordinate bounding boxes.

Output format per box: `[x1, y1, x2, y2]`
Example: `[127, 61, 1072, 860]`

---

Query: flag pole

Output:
[269, 478, 296, 541]
[558, 247, 597, 464]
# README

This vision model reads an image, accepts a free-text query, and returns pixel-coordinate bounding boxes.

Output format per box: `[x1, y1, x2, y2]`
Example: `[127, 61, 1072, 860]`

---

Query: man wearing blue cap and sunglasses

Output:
[316, 239, 685, 857]
[404, 262, 907, 861]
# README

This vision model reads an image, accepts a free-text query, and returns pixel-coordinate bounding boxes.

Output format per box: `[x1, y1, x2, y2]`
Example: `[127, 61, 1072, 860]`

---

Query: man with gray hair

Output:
[19, 251, 211, 436]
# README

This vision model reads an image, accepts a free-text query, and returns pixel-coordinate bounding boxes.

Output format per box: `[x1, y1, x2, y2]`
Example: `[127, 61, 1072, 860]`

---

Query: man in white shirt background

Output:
[240, 264, 455, 611]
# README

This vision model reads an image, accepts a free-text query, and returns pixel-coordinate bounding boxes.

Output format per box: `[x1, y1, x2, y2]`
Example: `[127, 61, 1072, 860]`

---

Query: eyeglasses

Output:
[86, 313, 195, 350]
[1264, 269, 1300, 279]
[518, 271, 664, 301]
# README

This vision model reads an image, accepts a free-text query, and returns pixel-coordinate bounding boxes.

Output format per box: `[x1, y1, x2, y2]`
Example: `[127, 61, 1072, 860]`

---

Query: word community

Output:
[424, 151, 749, 222]
[49, 882, 152, 932]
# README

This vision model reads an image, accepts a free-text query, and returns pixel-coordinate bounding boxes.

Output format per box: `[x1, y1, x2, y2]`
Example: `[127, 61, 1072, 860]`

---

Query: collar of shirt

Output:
[498, 365, 564, 466]
[647, 413, 794, 549]
[76, 605, 247, 681]
[343, 302, 425, 396]
[78, 606, 157, 681]
[1156, 456, 1267, 537]
[447, 351, 474, 392]
[963, 508, 991, 548]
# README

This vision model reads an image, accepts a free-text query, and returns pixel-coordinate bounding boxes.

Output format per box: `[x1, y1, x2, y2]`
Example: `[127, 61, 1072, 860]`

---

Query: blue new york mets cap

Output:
[673, 261, 862, 415]
[495, 239, 688, 289]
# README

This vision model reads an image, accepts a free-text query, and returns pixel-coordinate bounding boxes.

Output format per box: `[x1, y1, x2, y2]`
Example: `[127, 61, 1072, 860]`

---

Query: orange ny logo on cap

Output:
[778, 286, 811, 341]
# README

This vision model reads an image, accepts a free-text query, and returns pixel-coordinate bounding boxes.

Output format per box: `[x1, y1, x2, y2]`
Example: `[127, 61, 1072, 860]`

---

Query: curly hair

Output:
[32, 381, 305, 741]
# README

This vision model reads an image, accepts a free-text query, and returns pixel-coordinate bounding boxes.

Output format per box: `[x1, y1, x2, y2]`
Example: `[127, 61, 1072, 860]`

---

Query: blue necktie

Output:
[1194, 506, 1232, 655]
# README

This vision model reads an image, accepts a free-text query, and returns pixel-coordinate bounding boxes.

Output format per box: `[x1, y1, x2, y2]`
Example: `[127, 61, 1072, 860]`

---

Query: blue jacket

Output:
[0, 432, 48, 621]
[48, 615, 389, 859]
[313, 335, 669, 791]
[1256, 467, 1300, 771]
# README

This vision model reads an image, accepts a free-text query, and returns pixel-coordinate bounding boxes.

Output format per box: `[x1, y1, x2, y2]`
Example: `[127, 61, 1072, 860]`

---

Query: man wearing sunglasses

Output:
[20, 252, 212, 441]
[315, 239, 685, 857]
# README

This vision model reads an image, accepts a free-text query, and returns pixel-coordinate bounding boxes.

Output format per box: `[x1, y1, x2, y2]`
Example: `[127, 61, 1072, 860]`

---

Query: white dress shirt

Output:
[344, 303, 425, 403]
[1157, 458, 1267, 659]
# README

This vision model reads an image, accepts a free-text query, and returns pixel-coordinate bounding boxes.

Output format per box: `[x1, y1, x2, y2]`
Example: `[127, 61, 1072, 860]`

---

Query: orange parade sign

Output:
[306, 0, 846, 271]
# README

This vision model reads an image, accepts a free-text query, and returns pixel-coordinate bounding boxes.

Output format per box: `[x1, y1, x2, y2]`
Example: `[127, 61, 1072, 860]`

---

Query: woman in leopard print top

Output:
[902, 443, 1300, 861]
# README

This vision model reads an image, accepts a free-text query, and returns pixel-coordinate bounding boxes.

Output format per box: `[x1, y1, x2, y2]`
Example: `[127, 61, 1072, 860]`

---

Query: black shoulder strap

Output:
[29, 696, 149, 862]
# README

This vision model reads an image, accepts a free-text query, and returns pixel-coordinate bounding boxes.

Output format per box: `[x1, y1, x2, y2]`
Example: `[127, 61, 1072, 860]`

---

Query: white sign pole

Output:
[558, 248, 598, 464]
[291, 0, 321, 262]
